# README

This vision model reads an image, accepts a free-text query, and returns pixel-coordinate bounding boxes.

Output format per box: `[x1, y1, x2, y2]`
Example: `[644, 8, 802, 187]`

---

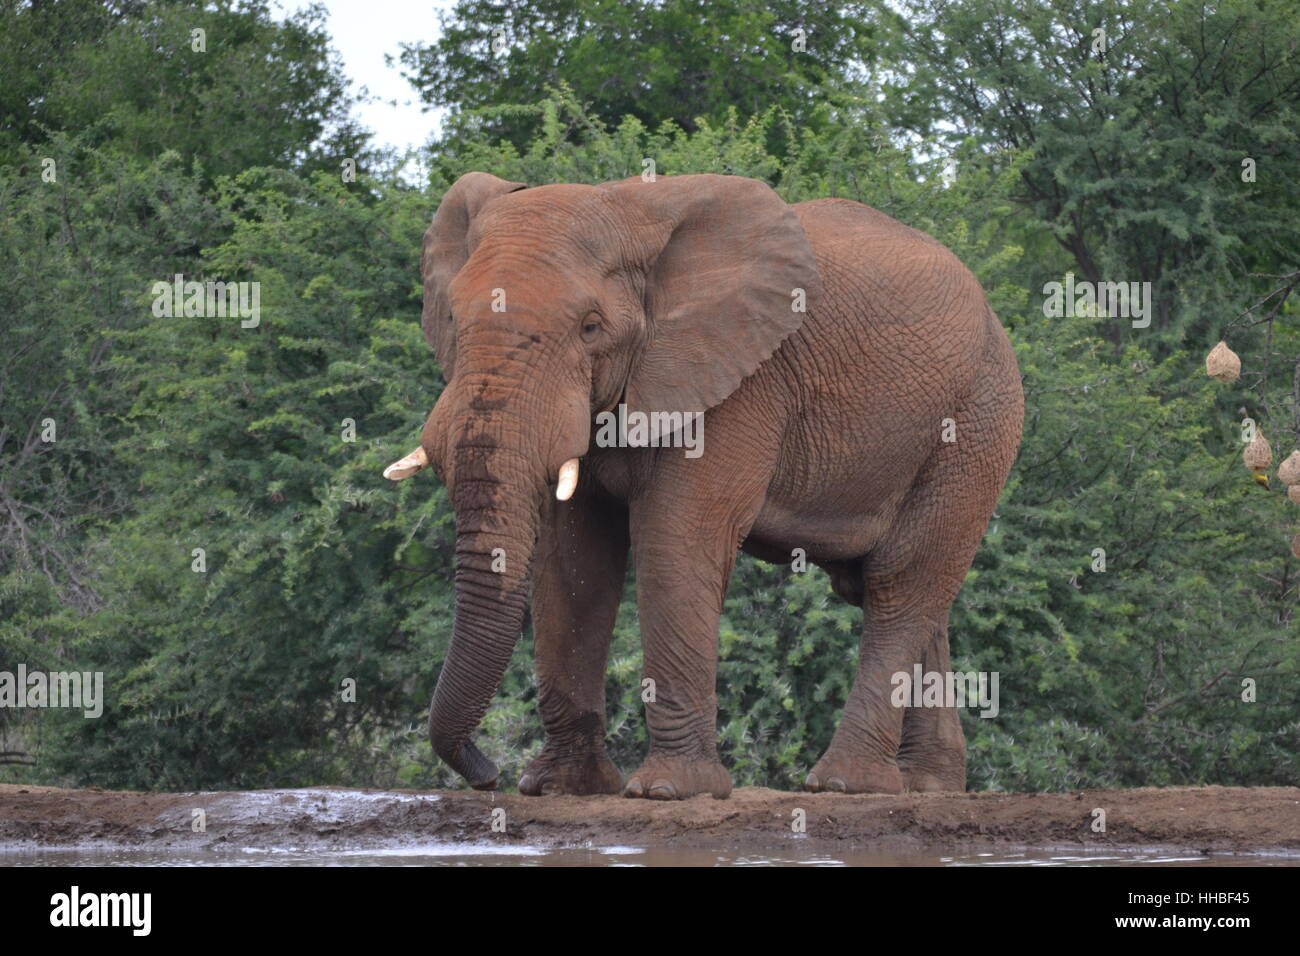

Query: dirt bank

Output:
[1, 784, 1297, 856]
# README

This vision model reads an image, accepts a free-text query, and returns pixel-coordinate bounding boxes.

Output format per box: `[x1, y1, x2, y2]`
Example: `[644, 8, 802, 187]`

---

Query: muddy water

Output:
[4, 846, 1297, 867]
[6, 786, 1300, 865]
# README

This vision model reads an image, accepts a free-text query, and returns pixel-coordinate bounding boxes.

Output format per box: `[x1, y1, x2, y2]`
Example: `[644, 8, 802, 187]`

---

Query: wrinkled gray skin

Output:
[394, 172, 1023, 800]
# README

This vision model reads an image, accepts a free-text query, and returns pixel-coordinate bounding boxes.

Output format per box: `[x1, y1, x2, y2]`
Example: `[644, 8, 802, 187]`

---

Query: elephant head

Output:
[386, 171, 823, 788]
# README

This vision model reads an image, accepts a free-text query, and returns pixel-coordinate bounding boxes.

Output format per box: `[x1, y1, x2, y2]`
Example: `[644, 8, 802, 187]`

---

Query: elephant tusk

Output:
[383, 446, 428, 481]
[555, 458, 580, 501]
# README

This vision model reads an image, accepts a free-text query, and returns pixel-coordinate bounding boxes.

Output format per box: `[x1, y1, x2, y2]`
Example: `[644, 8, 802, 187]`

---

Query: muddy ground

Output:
[1, 784, 1298, 856]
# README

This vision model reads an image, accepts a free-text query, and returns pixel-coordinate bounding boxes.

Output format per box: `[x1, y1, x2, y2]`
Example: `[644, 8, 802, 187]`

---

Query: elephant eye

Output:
[580, 313, 602, 340]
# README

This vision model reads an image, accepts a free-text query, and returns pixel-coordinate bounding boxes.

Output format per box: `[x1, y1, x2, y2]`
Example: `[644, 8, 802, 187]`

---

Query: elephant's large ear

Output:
[606, 174, 823, 427]
[421, 172, 527, 379]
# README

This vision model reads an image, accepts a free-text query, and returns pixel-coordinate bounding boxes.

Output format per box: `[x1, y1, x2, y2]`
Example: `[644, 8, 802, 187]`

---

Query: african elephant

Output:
[384, 171, 1023, 799]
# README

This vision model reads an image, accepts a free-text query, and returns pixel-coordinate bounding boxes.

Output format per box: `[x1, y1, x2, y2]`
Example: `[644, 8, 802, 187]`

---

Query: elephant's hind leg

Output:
[803, 594, 939, 795]
[518, 493, 628, 796]
[804, 561, 968, 795]
[807, 400, 1013, 795]
[896, 622, 967, 792]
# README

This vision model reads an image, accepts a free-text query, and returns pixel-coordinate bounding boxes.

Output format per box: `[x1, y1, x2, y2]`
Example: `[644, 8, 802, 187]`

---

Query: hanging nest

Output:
[1287, 485, 1300, 505]
[1291, 534, 1300, 560]
[1280, 451, 1300, 487]
[1206, 341, 1241, 383]
[1243, 432, 1272, 471]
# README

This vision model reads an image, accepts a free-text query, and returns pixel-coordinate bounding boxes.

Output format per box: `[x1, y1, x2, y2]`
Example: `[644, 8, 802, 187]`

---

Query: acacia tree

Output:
[0, 0, 371, 179]
[400, 0, 876, 149]
[0, 0, 370, 774]
[875, 0, 1300, 348]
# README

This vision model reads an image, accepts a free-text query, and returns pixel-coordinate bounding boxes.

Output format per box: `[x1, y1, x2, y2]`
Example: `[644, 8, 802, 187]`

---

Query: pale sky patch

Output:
[277, 0, 457, 154]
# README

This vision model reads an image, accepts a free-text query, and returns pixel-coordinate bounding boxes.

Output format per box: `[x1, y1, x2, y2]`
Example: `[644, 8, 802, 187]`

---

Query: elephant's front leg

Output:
[623, 529, 740, 801]
[518, 493, 628, 796]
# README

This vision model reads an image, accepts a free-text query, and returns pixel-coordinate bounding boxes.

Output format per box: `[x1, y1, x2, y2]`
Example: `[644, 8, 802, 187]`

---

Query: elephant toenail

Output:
[804, 772, 821, 792]
[624, 777, 644, 798]
[647, 780, 677, 800]
[518, 774, 536, 794]
[827, 777, 847, 792]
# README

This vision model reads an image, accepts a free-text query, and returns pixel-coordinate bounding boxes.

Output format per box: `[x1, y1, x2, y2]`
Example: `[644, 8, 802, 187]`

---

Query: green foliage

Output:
[878, 0, 1300, 350]
[959, 313, 1300, 789]
[0, 0, 370, 180]
[401, 0, 875, 150]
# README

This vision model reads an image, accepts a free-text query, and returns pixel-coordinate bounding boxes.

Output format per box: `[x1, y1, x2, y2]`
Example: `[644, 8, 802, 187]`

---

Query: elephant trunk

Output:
[426, 408, 546, 789]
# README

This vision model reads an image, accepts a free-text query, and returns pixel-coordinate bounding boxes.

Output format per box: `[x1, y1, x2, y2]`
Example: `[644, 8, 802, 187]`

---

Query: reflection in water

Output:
[4, 845, 1298, 867]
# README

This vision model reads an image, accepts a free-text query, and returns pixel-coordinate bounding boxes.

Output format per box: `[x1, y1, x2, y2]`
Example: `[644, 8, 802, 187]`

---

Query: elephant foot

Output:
[624, 755, 732, 800]
[900, 768, 965, 793]
[518, 745, 623, 796]
[898, 738, 967, 793]
[804, 755, 904, 795]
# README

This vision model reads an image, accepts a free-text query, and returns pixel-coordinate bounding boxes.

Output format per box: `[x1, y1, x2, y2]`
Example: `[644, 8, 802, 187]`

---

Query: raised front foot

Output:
[624, 754, 732, 800]
[518, 745, 623, 796]
[804, 752, 904, 794]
